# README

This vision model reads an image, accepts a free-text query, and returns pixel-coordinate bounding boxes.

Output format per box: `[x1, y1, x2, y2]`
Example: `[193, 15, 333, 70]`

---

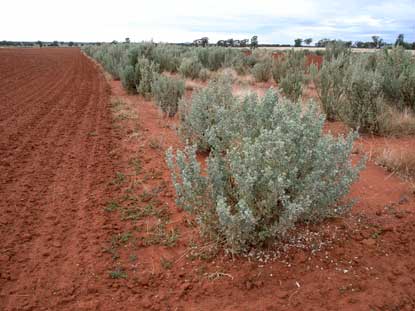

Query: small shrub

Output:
[168, 90, 364, 253]
[152, 75, 185, 117]
[121, 65, 136, 93]
[377, 106, 415, 136]
[341, 59, 384, 133]
[251, 60, 272, 82]
[136, 57, 159, 97]
[376, 47, 413, 104]
[279, 70, 306, 102]
[376, 148, 415, 179]
[179, 57, 203, 79]
[199, 68, 210, 82]
[399, 65, 415, 109]
[272, 50, 306, 84]
[311, 52, 350, 121]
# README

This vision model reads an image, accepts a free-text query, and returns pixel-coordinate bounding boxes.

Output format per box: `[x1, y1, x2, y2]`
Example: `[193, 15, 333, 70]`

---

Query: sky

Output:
[1, 0, 414, 44]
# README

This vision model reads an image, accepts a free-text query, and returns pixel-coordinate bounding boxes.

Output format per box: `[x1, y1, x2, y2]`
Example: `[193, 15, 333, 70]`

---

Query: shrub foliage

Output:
[168, 87, 364, 253]
[152, 75, 185, 117]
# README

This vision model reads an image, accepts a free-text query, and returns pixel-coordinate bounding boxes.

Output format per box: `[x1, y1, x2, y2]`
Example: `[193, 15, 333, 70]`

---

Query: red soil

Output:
[306, 54, 323, 68]
[272, 52, 324, 68]
[1, 48, 415, 310]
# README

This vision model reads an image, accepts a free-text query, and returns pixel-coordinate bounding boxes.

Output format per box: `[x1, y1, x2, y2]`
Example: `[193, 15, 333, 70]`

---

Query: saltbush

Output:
[179, 57, 203, 79]
[251, 60, 272, 82]
[272, 50, 306, 83]
[341, 58, 384, 133]
[279, 70, 306, 102]
[167, 90, 364, 253]
[121, 65, 136, 93]
[311, 52, 350, 121]
[135, 57, 159, 97]
[178, 76, 234, 152]
[152, 75, 185, 117]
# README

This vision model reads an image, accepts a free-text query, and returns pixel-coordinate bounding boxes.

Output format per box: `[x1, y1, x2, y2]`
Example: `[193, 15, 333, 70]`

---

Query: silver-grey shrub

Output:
[311, 52, 351, 121]
[167, 90, 364, 253]
[121, 65, 136, 93]
[152, 75, 185, 117]
[179, 57, 203, 79]
[279, 70, 306, 102]
[251, 59, 272, 82]
[135, 57, 159, 97]
[178, 76, 234, 152]
[341, 57, 385, 133]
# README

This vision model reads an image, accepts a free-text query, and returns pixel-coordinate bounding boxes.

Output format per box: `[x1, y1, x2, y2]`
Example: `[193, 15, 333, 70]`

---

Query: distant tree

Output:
[68, 41, 74, 47]
[125, 37, 130, 44]
[316, 38, 330, 47]
[201, 37, 209, 47]
[217, 40, 225, 47]
[304, 38, 313, 46]
[294, 38, 303, 47]
[226, 38, 234, 47]
[395, 34, 405, 47]
[111, 40, 118, 44]
[371, 36, 384, 48]
[250, 36, 258, 49]
[344, 41, 352, 48]
[354, 41, 364, 48]
[240, 39, 249, 47]
[36, 40, 43, 48]
[51, 40, 59, 47]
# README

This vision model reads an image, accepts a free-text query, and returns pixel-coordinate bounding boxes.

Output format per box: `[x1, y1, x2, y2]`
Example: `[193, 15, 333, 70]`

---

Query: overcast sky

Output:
[1, 0, 414, 44]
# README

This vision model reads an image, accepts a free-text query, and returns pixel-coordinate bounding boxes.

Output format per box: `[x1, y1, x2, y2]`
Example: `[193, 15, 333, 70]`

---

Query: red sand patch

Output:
[1, 49, 415, 310]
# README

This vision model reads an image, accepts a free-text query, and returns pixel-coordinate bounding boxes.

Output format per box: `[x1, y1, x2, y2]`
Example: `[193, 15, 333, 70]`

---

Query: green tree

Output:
[250, 36, 258, 49]
[395, 34, 405, 47]
[294, 38, 303, 47]
[304, 38, 313, 46]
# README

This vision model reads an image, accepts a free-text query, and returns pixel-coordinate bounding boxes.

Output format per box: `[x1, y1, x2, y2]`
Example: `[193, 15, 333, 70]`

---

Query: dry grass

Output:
[375, 148, 415, 180]
[378, 107, 415, 137]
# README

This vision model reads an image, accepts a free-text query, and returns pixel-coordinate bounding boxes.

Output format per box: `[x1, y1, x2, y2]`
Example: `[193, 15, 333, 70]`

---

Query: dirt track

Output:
[0, 48, 115, 310]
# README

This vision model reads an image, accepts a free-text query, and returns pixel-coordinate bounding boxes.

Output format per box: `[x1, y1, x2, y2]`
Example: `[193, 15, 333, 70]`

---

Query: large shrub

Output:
[152, 75, 185, 117]
[167, 90, 364, 253]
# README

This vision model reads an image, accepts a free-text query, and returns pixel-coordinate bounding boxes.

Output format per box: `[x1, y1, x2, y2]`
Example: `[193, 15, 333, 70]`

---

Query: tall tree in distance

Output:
[250, 36, 258, 49]
[294, 38, 303, 47]
[371, 36, 384, 48]
[395, 34, 405, 47]
[304, 38, 313, 46]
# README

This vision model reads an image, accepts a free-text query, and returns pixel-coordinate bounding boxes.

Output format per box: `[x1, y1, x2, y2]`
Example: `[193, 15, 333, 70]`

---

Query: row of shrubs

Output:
[83, 42, 255, 81]
[167, 76, 364, 253]
[311, 45, 415, 134]
[83, 42, 331, 109]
